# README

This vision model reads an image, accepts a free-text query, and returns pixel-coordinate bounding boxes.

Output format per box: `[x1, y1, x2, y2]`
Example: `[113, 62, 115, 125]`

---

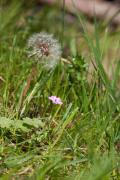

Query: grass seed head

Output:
[27, 32, 61, 69]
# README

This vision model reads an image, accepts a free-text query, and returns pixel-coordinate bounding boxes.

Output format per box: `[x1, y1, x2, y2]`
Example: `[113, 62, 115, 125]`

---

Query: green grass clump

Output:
[0, 1, 120, 179]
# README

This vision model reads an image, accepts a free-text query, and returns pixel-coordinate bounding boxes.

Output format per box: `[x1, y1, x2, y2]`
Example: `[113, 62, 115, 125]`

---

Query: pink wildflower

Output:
[48, 96, 63, 105]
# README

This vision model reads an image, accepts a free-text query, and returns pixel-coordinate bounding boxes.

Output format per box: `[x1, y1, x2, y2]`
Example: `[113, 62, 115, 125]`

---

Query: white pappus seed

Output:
[27, 32, 62, 69]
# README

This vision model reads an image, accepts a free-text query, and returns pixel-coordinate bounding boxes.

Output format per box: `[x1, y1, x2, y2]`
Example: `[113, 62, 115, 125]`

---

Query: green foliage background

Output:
[0, 1, 120, 179]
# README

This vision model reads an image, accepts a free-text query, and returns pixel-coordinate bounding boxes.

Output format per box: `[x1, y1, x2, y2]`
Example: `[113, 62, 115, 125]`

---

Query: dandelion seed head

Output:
[27, 32, 61, 69]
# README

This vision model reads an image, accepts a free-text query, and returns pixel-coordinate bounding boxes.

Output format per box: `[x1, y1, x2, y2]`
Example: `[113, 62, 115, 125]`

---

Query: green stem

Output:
[20, 70, 53, 117]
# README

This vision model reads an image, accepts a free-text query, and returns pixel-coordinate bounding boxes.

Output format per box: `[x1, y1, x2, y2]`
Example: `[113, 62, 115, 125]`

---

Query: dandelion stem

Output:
[17, 66, 36, 117]
[20, 70, 53, 117]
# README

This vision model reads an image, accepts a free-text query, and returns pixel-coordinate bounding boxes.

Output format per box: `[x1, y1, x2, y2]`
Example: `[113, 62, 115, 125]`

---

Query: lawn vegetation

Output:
[0, 1, 120, 179]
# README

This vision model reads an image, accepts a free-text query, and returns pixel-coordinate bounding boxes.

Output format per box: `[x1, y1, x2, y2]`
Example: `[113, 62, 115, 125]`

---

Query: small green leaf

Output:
[0, 117, 13, 128]
[23, 117, 44, 128]
[5, 154, 34, 168]
[13, 120, 29, 132]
